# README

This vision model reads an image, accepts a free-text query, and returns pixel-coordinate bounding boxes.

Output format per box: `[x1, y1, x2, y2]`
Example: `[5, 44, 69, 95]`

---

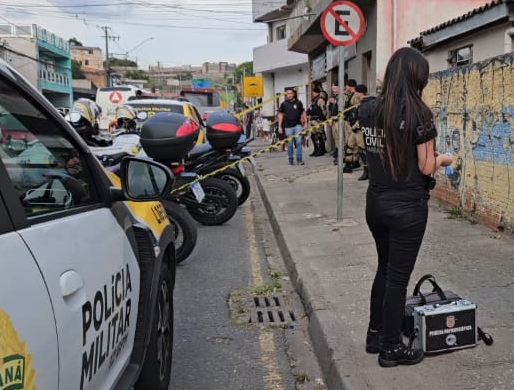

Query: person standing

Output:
[328, 84, 340, 164]
[344, 84, 369, 178]
[307, 86, 328, 157]
[278, 88, 307, 165]
[363, 47, 453, 367]
[243, 104, 254, 139]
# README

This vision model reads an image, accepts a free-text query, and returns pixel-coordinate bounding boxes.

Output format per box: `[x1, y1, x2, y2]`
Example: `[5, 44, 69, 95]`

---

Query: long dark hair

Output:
[375, 47, 433, 181]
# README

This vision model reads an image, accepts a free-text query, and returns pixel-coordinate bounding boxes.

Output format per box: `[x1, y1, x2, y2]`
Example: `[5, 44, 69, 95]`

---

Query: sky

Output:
[2, 0, 272, 68]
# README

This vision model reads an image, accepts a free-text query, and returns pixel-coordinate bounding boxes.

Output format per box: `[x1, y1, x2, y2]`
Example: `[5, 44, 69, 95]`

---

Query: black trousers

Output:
[366, 189, 429, 348]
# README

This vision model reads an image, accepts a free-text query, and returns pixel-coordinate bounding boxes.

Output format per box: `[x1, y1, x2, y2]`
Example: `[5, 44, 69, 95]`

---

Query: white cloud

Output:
[3, 0, 268, 67]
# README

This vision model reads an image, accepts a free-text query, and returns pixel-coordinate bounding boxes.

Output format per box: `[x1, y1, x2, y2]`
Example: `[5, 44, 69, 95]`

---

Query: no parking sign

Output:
[321, 1, 365, 46]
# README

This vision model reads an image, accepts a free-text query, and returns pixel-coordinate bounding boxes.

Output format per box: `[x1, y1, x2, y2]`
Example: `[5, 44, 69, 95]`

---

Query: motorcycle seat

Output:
[188, 142, 213, 159]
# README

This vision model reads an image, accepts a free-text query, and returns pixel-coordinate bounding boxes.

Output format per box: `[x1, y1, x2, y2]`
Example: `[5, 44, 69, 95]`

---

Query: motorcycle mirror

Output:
[137, 111, 148, 121]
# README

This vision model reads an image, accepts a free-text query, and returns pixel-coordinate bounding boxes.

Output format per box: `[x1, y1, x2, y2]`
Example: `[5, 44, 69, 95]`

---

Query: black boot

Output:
[358, 166, 368, 181]
[343, 162, 353, 173]
[332, 148, 338, 158]
[378, 342, 424, 367]
[318, 138, 327, 156]
[366, 329, 380, 354]
[309, 134, 318, 156]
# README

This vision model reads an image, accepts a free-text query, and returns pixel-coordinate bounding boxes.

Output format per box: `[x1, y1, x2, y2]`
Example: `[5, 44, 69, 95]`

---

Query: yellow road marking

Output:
[244, 202, 284, 390]
[244, 201, 263, 286]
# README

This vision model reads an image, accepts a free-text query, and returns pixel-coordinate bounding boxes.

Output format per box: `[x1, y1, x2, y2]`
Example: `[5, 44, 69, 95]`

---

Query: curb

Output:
[252, 166, 349, 390]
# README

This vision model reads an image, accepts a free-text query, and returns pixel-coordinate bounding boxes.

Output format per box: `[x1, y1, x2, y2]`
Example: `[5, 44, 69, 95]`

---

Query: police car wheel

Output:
[135, 261, 173, 389]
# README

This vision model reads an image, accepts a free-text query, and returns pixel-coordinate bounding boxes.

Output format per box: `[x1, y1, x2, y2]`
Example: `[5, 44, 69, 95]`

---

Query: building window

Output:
[276, 25, 286, 40]
[85, 59, 89, 65]
[88, 50, 93, 54]
[448, 45, 473, 68]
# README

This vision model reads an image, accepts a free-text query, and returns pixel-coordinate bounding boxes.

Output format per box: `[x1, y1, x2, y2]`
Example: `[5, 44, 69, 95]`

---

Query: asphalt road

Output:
[170, 199, 299, 390]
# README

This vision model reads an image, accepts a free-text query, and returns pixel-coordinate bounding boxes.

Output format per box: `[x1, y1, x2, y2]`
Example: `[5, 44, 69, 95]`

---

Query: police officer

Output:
[347, 84, 373, 180]
[307, 86, 328, 157]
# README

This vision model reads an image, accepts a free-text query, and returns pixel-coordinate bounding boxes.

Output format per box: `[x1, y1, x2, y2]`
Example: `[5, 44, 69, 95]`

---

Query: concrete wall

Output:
[260, 65, 309, 117]
[1, 38, 38, 87]
[424, 23, 510, 72]
[375, 0, 491, 80]
[71, 47, 104, 70]
[424, 53, 514, 232]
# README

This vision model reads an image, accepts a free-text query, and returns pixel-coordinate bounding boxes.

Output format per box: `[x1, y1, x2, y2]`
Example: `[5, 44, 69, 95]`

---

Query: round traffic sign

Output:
[321, 1, 365, 46]
[109, 91, 122, 104]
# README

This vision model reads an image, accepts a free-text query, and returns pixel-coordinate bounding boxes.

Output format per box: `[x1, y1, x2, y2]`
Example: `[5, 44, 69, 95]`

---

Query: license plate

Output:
[248, 157, 256, 167]
[237, 162, 246, 176]
[190, 181, 205, 203]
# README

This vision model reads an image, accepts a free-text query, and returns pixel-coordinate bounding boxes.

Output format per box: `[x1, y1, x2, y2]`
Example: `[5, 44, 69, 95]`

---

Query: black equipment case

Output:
[140, 112, 199, 162]
[205, 112, 242, 149]
[403, 274, 492, 354]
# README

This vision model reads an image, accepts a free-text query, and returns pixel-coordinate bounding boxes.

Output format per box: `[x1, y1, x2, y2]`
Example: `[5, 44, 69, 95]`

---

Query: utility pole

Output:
[100, 26, 119, 87]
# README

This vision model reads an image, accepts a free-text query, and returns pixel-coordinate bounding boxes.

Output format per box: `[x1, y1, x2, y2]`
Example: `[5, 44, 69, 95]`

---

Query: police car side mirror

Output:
[110, 157, 173, 201]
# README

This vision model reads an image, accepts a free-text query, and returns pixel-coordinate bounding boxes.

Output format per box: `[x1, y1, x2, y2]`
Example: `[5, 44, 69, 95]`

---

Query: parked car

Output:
[0, 59, 177, 390]
[125, 98, 206, 144]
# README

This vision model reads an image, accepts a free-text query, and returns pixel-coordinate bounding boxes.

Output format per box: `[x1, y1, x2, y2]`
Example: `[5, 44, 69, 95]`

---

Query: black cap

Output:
[355, 84, 368, 93]
[313, 86, 322, 93]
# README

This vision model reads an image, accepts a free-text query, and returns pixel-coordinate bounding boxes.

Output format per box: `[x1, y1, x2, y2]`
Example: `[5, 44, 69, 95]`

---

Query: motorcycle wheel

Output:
[161, 200, 197, 264]
[186, 177, 238, 226]
[216, 168, 251, 206]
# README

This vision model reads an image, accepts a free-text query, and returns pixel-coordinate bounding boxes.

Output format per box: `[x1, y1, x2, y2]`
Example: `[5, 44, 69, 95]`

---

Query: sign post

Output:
[320, 1, 365, 220]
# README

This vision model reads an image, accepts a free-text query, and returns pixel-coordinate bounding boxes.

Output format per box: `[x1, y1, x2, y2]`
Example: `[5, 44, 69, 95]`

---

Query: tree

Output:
[234, 61, 253, 83]
[71, 59, 85, 79]
[105, 58, 138, 68]
[69, 37, 83, 47]
[124, 69, 149, 80]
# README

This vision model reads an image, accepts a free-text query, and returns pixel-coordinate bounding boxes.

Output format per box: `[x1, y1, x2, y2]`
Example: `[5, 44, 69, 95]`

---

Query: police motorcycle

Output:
[183, 114, 253, 207]
[138, 111, 239, 227]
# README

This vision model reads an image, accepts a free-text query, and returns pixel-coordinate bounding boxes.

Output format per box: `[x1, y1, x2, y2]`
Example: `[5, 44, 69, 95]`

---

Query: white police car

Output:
[0, 60, 176, 389]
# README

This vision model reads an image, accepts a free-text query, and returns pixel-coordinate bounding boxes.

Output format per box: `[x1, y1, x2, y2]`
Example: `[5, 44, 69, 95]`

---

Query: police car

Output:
[0, 60, 176, 389]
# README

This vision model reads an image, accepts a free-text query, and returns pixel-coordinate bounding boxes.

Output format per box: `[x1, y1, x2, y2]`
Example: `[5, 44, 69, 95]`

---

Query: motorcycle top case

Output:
[205, 112, 242, 149]
[411, 300, 477, 353]
[140, 112, 199, 162]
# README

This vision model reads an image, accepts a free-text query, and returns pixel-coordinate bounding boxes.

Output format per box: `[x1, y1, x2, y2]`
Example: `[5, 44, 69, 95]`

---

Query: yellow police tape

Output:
[233, 91, 286, 121]
[170, 103, 359, 195]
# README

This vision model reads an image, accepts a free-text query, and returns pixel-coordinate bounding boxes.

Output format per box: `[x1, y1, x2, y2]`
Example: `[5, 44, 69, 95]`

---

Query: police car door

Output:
[0, 181, 58, 389]
[0, 75, 139, 390]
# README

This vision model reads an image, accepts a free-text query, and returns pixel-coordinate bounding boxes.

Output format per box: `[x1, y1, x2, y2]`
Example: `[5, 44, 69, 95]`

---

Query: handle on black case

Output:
[412, 274, 447, 303]
[478, 327, 494, 346]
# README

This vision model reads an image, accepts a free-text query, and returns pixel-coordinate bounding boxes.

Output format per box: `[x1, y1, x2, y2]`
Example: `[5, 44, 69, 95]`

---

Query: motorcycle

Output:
[184, 135, 254, 206]
[138, 111, 239, 225]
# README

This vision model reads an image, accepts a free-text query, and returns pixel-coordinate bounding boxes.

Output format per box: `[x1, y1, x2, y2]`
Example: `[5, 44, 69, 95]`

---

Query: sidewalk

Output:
[248, 137, 514, 390]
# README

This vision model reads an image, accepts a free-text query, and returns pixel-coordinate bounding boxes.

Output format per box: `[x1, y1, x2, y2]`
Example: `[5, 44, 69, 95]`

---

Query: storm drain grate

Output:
[248, 294, 297, 325]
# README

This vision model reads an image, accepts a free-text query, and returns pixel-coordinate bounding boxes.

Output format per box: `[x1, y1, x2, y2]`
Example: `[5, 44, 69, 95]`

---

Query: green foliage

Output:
[71, 59, 85, 79]
[69, 37, 83, 46]
[105, 58, 138, 68]
[447, 205, 465, 219]
[124, 69, 149, 80]
[234, 61, 253, 82]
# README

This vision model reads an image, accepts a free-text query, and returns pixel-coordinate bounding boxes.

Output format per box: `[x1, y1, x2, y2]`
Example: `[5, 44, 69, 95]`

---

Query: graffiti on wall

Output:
[424, 53, 514, 229]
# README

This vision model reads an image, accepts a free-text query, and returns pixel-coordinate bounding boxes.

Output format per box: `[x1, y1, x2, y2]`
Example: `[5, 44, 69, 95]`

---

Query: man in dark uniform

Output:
[278, 88, 308, 166]
[307, 86, 328, 157]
